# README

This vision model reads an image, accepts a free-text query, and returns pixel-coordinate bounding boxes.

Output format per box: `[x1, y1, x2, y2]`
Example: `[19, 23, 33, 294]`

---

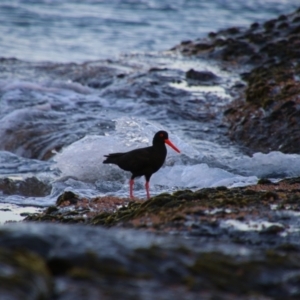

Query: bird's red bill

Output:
[165, 139, 180, 153]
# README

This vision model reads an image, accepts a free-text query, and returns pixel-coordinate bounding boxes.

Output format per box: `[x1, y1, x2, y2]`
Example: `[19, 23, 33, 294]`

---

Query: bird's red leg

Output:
[145, 181, 150, 199]
[130, 179, 134, 199]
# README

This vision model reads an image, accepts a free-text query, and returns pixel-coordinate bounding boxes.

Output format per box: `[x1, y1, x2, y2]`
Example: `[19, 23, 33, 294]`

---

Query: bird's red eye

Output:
[160, 133, 164, 137]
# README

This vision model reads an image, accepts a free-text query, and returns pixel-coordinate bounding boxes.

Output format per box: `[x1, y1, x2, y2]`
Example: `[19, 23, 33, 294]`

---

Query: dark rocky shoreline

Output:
[173, 8, 300, 154]
[0, 177, 297, 299]
[1, 7, 300, 300]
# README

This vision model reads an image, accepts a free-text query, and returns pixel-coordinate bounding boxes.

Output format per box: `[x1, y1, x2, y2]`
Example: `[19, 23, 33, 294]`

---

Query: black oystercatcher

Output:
[103, 131, 180, 199]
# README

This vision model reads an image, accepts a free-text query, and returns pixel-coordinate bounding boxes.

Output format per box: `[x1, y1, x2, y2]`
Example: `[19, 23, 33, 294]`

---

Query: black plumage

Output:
[103, 130, 180, 199]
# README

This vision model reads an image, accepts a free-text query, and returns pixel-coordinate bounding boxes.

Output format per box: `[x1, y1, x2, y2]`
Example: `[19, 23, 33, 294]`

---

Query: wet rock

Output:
[257, 178, 272, 185]
[37, 60, 123, 90]
[26, 195, 135, 224]
[260, 223, 285, 235]
[185, 69, 220, 85]
[0, 222, 300, 299]
[0, 247, 52, 300]
[25, 177, 300, 245]
[0, 177, 51, 197]
[0, 106, 115, 160]
[56, 191, 79, 206]
[7, 176, 300, 298]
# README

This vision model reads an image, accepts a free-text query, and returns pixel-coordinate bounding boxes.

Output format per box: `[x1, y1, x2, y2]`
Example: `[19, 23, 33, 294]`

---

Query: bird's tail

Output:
[103, 153, 124, 164]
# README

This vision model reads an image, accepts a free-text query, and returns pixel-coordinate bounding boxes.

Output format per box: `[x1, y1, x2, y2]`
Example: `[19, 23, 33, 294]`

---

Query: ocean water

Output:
[0, 0, 298, 62]
[0, 0, 300, 222]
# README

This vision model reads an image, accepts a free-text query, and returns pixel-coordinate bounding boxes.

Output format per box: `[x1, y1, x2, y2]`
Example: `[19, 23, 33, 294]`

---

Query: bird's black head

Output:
[152, 131, 180, 153]
[153, 131, 169, 144]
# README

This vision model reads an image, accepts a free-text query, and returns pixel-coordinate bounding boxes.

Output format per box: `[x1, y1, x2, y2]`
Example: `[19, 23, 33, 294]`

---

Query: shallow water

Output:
[1, 54, 300, 212]
[0, 203, 42, 223]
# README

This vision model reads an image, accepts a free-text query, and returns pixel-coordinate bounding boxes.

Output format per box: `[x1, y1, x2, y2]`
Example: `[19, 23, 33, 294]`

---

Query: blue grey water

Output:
[0, 0, 300, 222]
[0, 0, 298, 62]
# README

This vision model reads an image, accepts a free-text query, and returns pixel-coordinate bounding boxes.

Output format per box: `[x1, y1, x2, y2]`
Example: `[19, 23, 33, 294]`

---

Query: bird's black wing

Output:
[123, 147, 153, 173]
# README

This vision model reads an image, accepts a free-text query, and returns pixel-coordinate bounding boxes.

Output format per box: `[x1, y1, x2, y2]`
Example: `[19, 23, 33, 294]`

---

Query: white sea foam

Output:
[151, 164, 257, 189]
[227, 151, 300, 178]
[54, 116, 300, 199]
[53, 117, 258, 199]
[54, 117, 198, 182]
[221, 219, 285, 232]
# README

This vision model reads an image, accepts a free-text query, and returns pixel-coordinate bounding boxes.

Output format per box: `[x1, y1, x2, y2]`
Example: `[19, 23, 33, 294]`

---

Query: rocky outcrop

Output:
[172, 8, 300, 154]
[8, 178, 300, 299]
